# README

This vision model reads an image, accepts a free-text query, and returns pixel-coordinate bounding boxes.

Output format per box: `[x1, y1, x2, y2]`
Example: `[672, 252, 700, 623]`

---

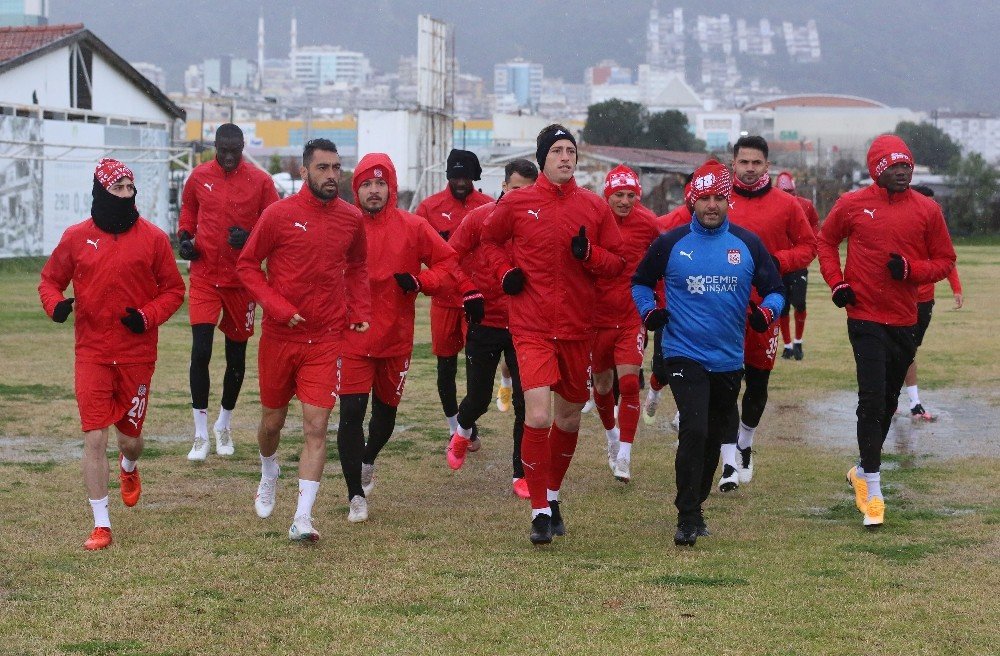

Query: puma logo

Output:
[729, 201, 736, 209]
[86, 239, 100, 250]
[679, 250, 693, 260]
[294, 222, 308, 232]
[671, 371, 684, 378]
[203, 182, 214, 192]
[863, 208, 876, 219]
[441, 212, 452, 221]
[128, 418, 139, 428]
[527, 209, 540, 220]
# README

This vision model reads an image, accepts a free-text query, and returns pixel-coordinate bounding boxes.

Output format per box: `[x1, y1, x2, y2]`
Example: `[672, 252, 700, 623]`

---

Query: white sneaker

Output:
[288, 514, 319, 542]
[348, 495, 368, 523]
[605, 427, 620, 472]
[361, 462, 375, 496]
[737, 446, 754, 484]
[187, 436, 209, 461]
[254, 470, 279, 518]
[642, 389, 660, 425]
[213, 425, 234, 456]
[613, 456, 631, 483]
[718, 464, 739, 492]
[670, 411, 680, 433]
[582, 396, 596, 414]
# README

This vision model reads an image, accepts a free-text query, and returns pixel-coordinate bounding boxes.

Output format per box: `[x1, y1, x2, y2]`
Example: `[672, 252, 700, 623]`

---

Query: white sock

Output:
[737, 421, 756, 450]
[120, 456, 137, 473]
[784, 342, 793, 349]
[260, 452, 279, 479]
[645, 388, 659, 403]
[457, 423, 473, 438]
[500, 375, 512, 389]
[446, 414, 459, 434]
[295, 479, 320, 518]
[546, 488, 559, 502]
[531, 507, 552, 519]
[215, 407, 232, 430]
[605, 427, 620, 443]
[793, 338, 803, 345]
[618, 442, 632, 459]
[906, 385, 920, 408]
[90, 496, 110, 528]
[721, 442, 738, 469]
[193, 408, 209, 438]
[863, 470, 882, 500]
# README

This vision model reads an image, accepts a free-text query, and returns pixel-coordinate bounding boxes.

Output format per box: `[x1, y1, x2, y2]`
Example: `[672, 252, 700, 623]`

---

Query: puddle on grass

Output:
[803, 387, 1000, 459]
[0, 433, 192, 464]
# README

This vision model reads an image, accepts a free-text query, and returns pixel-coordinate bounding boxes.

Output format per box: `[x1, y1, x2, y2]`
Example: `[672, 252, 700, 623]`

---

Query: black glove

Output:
[462, 290, 485, 324]
[831, 282, 857, 308]
[501, 268, 524, 295]
[643, 308, 669, 331]
[52, 297, 74, 323]
[178, 230, 199, 261]
[438, 230, 450, 241]
[748, 302, 774, 333]
[227, 226, 250, 249]
[887, 253, 909, 281]
[120, 307, 146, 334]
[570, 226, 591, 261]
[393, 272, 421, 293]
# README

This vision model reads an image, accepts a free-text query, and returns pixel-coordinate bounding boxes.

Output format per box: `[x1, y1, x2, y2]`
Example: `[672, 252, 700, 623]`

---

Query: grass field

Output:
[1, 247, 998, 656]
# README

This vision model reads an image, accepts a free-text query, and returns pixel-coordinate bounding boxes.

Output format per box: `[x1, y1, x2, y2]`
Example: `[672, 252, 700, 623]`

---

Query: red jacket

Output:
[39, 218, 185, 364]
[656, 205, 691, 233]
[449, 201, 510, 330]
[795, 195, 821, 236]
[728, 186, 817, 275]
[481, 173, 626, 340]
[344, 153, 460, 358]
[179, 159, 280, 287]
[917, 267, 962, 302]
[595, 202, 660, 329]
[237, 186, 370, 344]
[818, 184, 957, 326]
[416, 186, 493, 308]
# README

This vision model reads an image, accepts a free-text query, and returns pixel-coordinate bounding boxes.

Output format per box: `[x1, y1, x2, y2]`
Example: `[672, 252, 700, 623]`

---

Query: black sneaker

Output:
[696, 521, 711, 537]
[793, 343, 803, 360]
[674, 523, 698, 546]
[781, 346, 794, 360]
[549, 500, 565, 536]
[530, 514, 552, 545]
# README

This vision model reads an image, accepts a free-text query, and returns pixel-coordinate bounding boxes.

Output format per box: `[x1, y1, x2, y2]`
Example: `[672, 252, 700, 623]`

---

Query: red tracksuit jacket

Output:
[918, 267, 962, 303]
[179, 159, 280, 287]
[656, 204, 691, 233]
[449, 201, 510, 330]
[39, 218, 185, 364]
[818, 184, 957, 326]
[795, 195, 821, 236]
[344, 154, 459, 358]
[481, 173, 626, 340]
[729, 187, 817, 275]
[595, 202, 660, 329]
[237, 186, 370, 344]
[416, 187, 493, 309]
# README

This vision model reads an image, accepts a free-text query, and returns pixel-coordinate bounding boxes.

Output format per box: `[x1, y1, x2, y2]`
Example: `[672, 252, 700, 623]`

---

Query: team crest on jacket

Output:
[727, 249, 741, 265]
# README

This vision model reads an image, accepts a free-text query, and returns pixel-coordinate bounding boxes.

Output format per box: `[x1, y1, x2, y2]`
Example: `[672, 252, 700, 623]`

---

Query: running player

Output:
[774, 171, 820, 361]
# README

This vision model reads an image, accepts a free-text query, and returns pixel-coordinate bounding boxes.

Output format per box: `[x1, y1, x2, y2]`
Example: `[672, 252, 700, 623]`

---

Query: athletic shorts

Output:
[591, 324, 645, 372]
[257, 334, 339, 409]
[430, 305, 467, 357]
[743, 320, 781, 372]
[337, 353, 411, 407]
[75, 361, 155, 437]
[913, 299, 935, 348]
[513, 334, 594, 403]
[188, 276, 256, 342]
[781, 269, 809, 316]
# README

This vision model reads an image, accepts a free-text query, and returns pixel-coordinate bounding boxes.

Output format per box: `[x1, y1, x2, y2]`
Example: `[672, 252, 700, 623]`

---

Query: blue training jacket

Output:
[631, 214, 785, 372]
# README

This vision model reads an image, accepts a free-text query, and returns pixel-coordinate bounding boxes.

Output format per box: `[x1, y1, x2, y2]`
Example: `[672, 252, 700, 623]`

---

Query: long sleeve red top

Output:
[595, 202, 661, 329]
[448, 200, 510, 330]
[728, 187, 817, 275]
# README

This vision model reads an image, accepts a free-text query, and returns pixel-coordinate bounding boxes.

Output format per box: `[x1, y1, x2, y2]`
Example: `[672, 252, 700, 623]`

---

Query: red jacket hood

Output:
[353, 153, 399, 221]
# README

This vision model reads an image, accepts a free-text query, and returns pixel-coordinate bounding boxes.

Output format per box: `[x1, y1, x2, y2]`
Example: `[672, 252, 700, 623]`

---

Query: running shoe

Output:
[119, 456, 141, 507]
[214, 425, 234, 456]
[84, 526, 113, 551]
[446, 433, 471, 470]
[496, 385, 513, 412]
[288, 515, 320, 542]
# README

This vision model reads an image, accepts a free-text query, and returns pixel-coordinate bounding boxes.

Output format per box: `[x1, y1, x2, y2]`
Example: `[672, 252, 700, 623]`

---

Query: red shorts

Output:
[188, 276, 256, 342]
[744, 320, 781, 371]
[513, 335, 594, 403]
[591, 324, 645, 372]
[258, 335, 340, 409]
[337, 353, 411, 407]
[431, 304, 466, 357]
[75, 361, 155, 437]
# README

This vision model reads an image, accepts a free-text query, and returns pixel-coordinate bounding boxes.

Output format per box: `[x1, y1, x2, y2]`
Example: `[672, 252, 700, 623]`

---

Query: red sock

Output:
[617, 374, 640, 443]
[520, 425, 551, 510]
[593, 388, 617, 430]
[649, 372, 664, 392]
[547, 424, 579, 492]
[795, 310, 807, 341]
[779, 315, 791, 345]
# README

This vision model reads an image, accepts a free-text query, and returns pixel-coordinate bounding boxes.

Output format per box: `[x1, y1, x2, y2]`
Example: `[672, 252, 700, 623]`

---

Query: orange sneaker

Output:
[84, 526, 112, 550]
[446, 433, 470, 470]
[846, 465, 868, 514]
[863, 496, 885, 528]
[512, 477, 530, 499]
[120, 456, 141, 507]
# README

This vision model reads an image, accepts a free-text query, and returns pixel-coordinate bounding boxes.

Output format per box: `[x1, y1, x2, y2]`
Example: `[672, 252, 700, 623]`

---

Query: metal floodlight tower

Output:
[413, 14, 454, 208]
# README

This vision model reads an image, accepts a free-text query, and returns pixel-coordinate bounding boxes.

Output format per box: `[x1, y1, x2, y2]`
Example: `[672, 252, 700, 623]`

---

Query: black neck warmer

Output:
[91, 178, 139, 234]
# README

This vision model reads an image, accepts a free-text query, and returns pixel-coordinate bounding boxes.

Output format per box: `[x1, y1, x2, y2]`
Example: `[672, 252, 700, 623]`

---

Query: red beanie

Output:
[94, 158, 134, 189]
[603, 164, 641, 199]
[776, 171, 795, 192]
[686, 159, 732, 205]
[867, 135, 914, 182]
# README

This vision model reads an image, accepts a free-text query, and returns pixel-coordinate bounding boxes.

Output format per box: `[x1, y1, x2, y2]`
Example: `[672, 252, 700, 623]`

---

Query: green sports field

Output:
[1, 247, 998, 656]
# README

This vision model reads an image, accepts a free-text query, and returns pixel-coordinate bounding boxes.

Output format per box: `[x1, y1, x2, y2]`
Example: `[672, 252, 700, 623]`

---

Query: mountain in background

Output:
[50, 0, 1000, 112]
